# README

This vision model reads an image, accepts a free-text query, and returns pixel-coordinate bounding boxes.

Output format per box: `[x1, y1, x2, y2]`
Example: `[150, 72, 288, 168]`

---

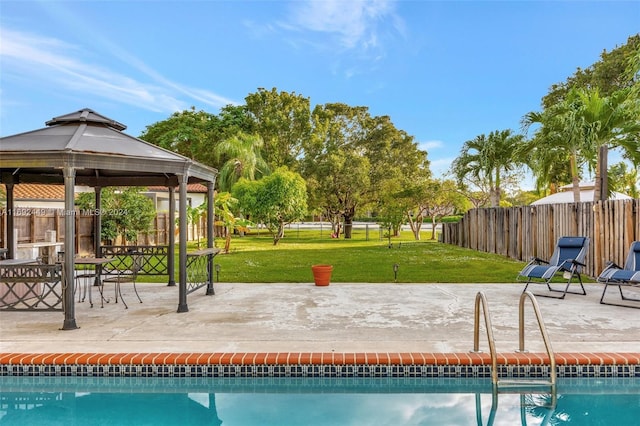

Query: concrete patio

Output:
[1, 282, 639, 354]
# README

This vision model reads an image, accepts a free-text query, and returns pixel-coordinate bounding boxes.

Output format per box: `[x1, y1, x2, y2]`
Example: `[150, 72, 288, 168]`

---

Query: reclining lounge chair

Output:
[597, 241, 640, 308]
[517, 236, 589, 299]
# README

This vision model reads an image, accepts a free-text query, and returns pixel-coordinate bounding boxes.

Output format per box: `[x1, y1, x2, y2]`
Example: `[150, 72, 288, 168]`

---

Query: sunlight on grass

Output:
[196, 229, 526, 283]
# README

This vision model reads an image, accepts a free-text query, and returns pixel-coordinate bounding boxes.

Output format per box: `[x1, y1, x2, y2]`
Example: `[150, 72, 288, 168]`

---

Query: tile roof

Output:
[146, 183, 209, 193]
[0, 183, 210, 202]
[0, 183, 66, 200]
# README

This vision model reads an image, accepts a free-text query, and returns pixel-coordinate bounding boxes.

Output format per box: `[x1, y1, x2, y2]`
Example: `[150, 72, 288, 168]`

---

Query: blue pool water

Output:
[1, 376, 639, 425]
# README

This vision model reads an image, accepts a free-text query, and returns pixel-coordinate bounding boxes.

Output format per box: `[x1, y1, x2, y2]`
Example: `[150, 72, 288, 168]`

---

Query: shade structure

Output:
[0, 108, 217, 329]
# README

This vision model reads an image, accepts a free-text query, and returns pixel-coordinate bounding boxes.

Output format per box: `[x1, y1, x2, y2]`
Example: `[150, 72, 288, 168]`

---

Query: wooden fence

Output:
[0, 210, 212, 256]
[441, 199, 640, 278]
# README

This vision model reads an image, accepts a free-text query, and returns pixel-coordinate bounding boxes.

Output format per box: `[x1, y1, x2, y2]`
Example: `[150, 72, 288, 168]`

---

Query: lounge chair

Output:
[517, 236, 589, 299]
[597, 241, 640, 308]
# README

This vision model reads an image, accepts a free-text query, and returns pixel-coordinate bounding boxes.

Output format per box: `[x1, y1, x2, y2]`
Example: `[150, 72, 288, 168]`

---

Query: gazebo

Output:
[0, 108, 218, 329]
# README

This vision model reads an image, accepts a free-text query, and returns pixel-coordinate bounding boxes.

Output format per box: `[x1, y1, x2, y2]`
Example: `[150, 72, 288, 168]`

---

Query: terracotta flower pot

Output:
[311, 264, 333, 286]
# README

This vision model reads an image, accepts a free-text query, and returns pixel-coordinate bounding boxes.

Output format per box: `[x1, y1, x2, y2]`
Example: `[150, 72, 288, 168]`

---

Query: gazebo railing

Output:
[186, 248, 219, 295]
[0, 263, 64, 311]
[101, 245, 169, 276]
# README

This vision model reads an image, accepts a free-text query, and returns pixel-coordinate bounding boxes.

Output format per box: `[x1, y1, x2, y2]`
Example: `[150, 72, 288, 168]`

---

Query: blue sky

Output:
[1, 1, 638, 183]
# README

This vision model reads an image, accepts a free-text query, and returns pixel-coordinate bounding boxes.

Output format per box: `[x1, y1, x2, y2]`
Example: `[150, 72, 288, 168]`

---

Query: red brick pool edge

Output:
[2, 351, 639, 366]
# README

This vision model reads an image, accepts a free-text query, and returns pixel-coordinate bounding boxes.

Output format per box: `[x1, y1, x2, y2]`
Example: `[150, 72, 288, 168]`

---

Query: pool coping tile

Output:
[2, 352, 640, 378]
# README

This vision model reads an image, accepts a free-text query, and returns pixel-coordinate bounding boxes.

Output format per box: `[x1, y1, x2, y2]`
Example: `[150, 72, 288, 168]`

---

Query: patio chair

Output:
[74, 263, 95, 304]
[102, 252, 143, 309]
[597, 241, 640, 308]
[517, 236, 589, 299]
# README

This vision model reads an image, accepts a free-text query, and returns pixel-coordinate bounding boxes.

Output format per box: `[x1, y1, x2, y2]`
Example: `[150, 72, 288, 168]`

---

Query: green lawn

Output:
[170, 229, 527, 283]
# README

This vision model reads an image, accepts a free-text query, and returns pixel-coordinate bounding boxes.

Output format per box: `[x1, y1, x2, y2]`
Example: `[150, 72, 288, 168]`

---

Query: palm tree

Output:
[214, 132, 270, 192]
[451, 129, 525, 207]
[522, 99, 586, 202]
[572, 87, 640, 201]
[524, 84, 640, 203]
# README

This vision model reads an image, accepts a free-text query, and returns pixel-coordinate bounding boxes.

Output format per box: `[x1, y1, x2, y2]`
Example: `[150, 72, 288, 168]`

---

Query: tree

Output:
[232, 167, 307, 245]
[421, 179, 468, 240]
[214, 132, 270, 192]
[522, 99, 587, 202]
[245, 87, 311, 170]
[451, 129, 526, 207]
[75, 187, 156, 244]
[302, 103, 372, 238]
[217, 104, 256, 137]
[504, 189, 540, 207]
[519, 114, 574, 197]
[531, 35, 640, 201]
[185, 203, 206, 248]
[396, 178, 466, 241]
[302, 103, 429, 239]
[139, 105, 257, 175]
[543, 34, 640, 108]
[139, 107, 220, 167]
[376, 200, 407, 239]
[212, 192, 253, 253]
[383, 170, 430, 240]
[524, 87, 640, 201]
[571, 87, 640, 201]
[608, 161, 639, 198]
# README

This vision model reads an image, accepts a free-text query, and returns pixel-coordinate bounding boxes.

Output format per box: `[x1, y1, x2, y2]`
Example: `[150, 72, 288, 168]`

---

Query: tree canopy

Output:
[75, 188, 155, 244]
[139, 34, 638, 226]
[245, 87, 311, 170]
[232, 167, 308, 245]
[451, 129, 526, 207]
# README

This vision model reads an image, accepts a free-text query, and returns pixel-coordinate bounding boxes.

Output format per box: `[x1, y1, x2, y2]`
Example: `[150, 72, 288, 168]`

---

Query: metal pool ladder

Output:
[472, 291, 557, 425]
[472, 291, 557, 389]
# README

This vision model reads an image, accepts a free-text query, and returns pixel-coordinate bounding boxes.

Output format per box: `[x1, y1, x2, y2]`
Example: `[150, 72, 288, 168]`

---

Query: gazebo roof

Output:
[0, 108, 217, 187]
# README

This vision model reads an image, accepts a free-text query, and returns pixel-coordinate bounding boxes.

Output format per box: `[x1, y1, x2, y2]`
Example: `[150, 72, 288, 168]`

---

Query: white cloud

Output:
[420, 139, 444, 151]
[285, 0, 400, 51]
[0, 27, 236, 114]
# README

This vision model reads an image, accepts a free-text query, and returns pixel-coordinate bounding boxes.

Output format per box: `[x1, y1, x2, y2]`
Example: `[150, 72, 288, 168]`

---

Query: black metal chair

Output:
[102, 253, 143, 309]
[74, 260, 96, 306]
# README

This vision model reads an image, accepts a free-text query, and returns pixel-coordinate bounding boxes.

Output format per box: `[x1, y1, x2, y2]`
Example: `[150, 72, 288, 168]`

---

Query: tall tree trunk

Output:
[224, 226, 231, 253]
[273, 222, 285, 245]
[594, 145, 608, 202]
[492, 170, 502, 207]
[343, 206, 356, 239]
[570, 153, 581, 202]
[343, 216, 353, 239]
[490, 187, 501, 207]
[406, 210, 422, 240]
[430, 214, 438, 240]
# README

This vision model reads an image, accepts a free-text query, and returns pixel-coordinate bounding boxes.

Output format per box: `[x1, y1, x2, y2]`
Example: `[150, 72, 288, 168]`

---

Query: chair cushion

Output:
[520, 264, 559, 280]
[558, 237, 586, 248]
[605, 269, 640, 283]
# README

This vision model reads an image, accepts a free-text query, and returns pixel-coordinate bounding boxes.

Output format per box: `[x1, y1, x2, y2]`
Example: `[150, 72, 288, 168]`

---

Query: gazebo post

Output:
[94, 186, 102, 258]
[177, 174, 189, 313]
[93, 186, 102, 289]
[4, 180, 15, 259]
[167, 186, 176, 286]
[62, 166, 78, 330]
[206, 181, 215, 295]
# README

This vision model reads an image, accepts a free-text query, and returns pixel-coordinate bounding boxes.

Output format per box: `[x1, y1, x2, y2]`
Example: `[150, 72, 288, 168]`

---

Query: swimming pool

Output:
[1, 376, 639, 425]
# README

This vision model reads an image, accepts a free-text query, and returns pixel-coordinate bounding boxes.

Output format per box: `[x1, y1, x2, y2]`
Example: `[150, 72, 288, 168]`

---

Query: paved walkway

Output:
[1, 282, 639, 354]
